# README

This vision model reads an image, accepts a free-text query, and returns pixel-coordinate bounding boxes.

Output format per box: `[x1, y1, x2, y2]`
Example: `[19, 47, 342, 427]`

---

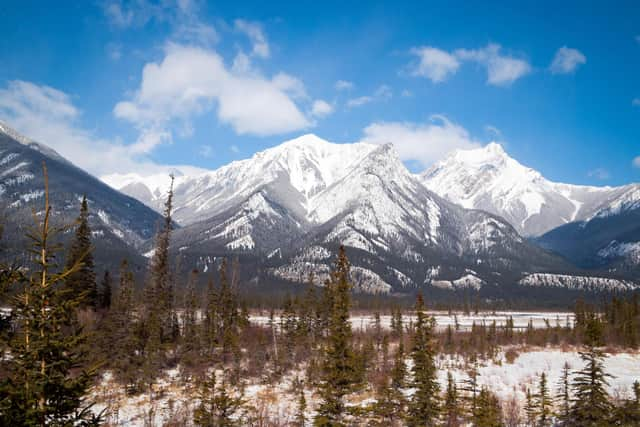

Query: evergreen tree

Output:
[193, 369, 244, 427]
[203, 276, 219, 355]
[534, 372, 552, 427]
[64, 195, 97, 307]
[555, 362, 571, 425]
[406, 293, 440, 426]
[443, 371, 461, 427]
[182, 269, 200, 364]
[462, 361, 479, 418]
[472, 387, 502, 427]
[0, 164, 101, 425]
[314, 246, 357, 427]
[524, 388, 536, 426]
[567, 346, 613, 426]
[613, 380, 640, 425]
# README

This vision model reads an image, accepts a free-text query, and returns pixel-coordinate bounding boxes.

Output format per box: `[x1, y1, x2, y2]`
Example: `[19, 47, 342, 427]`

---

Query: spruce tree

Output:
[567, 346, 613, 426]
[406, 293, 440, 426]
[555, 362, 571, 425]
[0, 164, 101, 425]
[193, 369, 244, 427]
[524, 388, 536, 426]
[534, 372, 552, 427]
[314, 246, 357, 427]
[295, 384, 307, 427]
[443, 371, 461, 427]
[182, 269, 199, 362]
[64, 195, 97, 307]
[472, 387, 502, 427]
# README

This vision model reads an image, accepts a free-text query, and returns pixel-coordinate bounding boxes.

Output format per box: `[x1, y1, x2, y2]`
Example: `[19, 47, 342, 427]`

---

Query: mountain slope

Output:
[0, 122, 164, 273]
[420, 143, 638, 237]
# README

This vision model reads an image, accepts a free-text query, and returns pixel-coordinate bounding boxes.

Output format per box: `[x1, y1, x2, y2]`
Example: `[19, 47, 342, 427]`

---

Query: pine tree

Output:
[613, 380, 640, 424]
[0, 164, 101, 425]
[567, 346, 613, 426]
[203, 276, 219, 355]
[462, 361, 479, 418]
[472, 387, 502, 427]
[406, 293, 440, 426]
[314, 246, 357, 427]
[443, 371, 461, 427]
[555, 362, 571, 425]
[64, 195, 97, 307]
[534, 372, 552, 427]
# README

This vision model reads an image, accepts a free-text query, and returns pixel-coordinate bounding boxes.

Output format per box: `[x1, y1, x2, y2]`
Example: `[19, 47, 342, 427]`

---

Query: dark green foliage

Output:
[406, 293, 440, 426]
[556, 362, 571, 425]
[472, 387, 502, 427]
[443, 371, 461, 427]
[0, 165, 101, 425]
[193, 369, 245, 427]
[181, 269, 199, 363]
[314, 246, 357, 427]
[534, 372, 552, 427]
[295, 384, 307, 427]
[64, 195, 97, 308]
[567, 346, 613, 426]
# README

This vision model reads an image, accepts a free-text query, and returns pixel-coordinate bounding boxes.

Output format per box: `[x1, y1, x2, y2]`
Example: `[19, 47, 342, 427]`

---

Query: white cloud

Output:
[484, 125, 502, 138]
[114, 43, 311, 140]
[335, 80, 354, 91]
[0, 80, 189, 176]
[406, 43, 531, 86]
[634, 156, 640, 168]
[311, 100, 334, 118]
[455, 44, 531, 86]
[346, 96, 373, 108]
[235, 19, 270, 58]
[106, 42, 122, 61]
[633, 98, 640, 106]
[346, 85, 392, 108]
[103, 0, 217, 46]
[230, 144, 240, 154]
[550, 47, 586, 74]
[408, 46, 460, 83]
[401, 89, 413, 97]
[587, 168, 610, 180]
[636, 35, 640, 44]
[361, 115, 481, 167]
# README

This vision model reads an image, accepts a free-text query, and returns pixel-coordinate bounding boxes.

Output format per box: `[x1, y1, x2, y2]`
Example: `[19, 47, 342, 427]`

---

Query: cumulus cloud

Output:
[311, 100, 334, 118]
[335, 80, 354, 91]
[0, 80, 192, 176]
[346, 96, 373, 108]
[408, 46, 460, 83]
[634, 156, 640, 168]
[455, 44, 531, 86]
[234, 19, 270, 58]
[550, 47, 586, 74]
[361, 115, 481, 167]
[407, 43, 531, 86]
[114, 44, 311, 142]
[587, 168, 610, 180]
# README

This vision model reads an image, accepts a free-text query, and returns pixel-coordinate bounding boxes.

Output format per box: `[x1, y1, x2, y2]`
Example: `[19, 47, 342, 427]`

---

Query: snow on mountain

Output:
[519, 273, 638, 292]
[420, 142, 639, 236]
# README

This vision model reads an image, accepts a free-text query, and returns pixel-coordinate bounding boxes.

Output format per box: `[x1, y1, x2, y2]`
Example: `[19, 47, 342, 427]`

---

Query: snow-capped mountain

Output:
[105, 135, 573, 293]
[420, 142, 640, 237]
[0, 121, 164, 272]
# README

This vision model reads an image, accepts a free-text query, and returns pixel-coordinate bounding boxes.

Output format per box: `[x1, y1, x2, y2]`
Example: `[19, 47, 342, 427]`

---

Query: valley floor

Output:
[91, 344, 639, 426]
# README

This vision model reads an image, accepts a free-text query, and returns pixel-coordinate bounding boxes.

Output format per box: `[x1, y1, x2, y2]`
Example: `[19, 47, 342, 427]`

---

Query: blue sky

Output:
[0, 0, 639, 185]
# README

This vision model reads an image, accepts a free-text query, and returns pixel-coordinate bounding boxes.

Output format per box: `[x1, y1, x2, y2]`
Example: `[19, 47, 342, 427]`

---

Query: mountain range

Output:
[1, 121, 639, 298]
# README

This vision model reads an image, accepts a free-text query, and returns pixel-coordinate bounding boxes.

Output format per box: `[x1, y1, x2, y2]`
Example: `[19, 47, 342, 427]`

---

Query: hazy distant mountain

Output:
[0, 121, 164, 273]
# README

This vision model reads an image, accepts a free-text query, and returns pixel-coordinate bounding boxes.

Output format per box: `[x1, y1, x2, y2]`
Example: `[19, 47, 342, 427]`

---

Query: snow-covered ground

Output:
[91, 346, 639, 426]
[250, 311, 574, 332]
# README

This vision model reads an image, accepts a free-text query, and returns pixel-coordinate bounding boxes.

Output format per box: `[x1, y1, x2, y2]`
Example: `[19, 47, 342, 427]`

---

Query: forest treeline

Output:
[0, 165, 639, 426]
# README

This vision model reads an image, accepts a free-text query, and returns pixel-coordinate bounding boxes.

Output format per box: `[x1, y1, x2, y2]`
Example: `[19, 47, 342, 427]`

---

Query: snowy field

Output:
[92, 345, 638, 426]
[250, 311, 575, 332]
